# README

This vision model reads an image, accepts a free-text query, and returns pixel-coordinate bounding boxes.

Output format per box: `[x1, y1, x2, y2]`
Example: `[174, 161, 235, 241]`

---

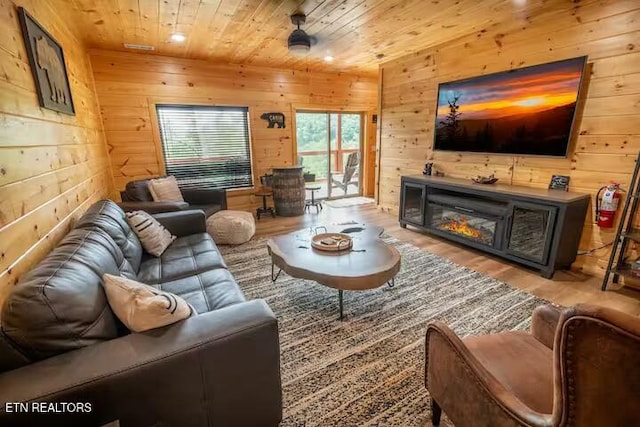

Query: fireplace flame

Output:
[439, 216, 482, 239]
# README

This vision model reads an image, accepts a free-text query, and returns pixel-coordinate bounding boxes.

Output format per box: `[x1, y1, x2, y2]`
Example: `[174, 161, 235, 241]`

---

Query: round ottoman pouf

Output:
[206, 210, 256, 245]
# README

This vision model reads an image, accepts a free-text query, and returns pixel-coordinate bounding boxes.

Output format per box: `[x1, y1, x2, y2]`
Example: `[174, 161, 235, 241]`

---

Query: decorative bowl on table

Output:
[471, 174, 499, 184]
[311, 233, 353, 252]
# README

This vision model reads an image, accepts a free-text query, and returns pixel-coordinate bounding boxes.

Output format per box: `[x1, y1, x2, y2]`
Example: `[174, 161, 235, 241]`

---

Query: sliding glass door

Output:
[295, 111, 363, 199]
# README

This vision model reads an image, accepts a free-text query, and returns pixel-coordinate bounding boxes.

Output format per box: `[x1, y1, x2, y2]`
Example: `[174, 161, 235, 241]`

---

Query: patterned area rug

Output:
[219, 235, 547, 426]
[324, 197, 376, 208]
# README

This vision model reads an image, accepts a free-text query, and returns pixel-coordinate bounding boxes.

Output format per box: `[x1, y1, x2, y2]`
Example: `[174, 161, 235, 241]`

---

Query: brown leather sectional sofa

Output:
[0, 200, 281, 426]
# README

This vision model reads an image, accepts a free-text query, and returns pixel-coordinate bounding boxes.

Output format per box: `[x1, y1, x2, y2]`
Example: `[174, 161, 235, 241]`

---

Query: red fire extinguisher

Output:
[596, 183, 623, 228]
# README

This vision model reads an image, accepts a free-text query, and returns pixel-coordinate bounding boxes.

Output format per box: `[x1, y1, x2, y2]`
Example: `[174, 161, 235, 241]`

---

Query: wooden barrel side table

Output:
[272, 166, 305, 217]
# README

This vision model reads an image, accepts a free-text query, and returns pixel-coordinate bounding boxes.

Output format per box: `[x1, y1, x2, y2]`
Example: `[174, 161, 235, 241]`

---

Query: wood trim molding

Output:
[146, 99, 166, 176]
[374, 67, 384, 204]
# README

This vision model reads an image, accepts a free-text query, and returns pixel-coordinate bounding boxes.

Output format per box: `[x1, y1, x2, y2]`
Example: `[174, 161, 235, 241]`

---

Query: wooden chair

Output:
[330, 151, 359, 194]
[425, 304, 640, 427]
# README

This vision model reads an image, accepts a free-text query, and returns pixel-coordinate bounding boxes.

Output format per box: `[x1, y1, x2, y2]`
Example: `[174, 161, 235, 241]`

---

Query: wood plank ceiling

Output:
[59, 0, 553, 75]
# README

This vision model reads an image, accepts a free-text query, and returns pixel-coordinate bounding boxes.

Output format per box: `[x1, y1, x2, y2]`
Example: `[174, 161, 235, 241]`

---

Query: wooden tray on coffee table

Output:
[310, 233, 353, 251]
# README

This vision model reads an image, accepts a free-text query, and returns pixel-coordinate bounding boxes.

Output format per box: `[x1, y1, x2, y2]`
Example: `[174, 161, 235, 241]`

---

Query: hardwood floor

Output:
[254, 203, 640, 316]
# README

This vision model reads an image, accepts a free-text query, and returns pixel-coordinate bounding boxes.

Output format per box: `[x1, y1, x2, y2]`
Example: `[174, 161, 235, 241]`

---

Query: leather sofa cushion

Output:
[157, 268, 245, 313]
[0, 227, 127, 364]
[0, 329, 30, 372]
[189, 204, 224, 218]
[75, 200, 144, 272]
[125, 179, 154, 202]
[463, 331, 553, 414]
[137, 233, 227, 285]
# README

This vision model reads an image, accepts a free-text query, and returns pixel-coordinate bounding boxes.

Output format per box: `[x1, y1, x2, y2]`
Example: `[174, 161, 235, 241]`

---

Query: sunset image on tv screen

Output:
[434, 56, 586, 156]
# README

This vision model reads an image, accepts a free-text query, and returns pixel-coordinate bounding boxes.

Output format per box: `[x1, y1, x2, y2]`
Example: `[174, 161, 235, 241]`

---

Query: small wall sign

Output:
[260, 112, 285, 128]
[549, 175, 570, 191]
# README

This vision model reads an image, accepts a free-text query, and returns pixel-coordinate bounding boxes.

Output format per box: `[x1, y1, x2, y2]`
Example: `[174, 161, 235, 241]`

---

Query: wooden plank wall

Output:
[378, 0, 640, 278]
[90, 49, 378, 210]
[0, 0, 113, 305]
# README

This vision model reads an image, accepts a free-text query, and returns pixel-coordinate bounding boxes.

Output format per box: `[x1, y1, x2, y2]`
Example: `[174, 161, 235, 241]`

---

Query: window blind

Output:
[156, 105, 253, 190]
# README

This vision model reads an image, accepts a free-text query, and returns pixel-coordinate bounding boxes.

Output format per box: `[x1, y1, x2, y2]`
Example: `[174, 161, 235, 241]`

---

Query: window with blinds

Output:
[156, 105, 253, 190]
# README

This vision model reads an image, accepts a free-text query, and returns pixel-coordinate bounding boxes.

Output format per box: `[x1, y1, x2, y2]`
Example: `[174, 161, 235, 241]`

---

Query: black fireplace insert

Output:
[426, 194, 507, 249]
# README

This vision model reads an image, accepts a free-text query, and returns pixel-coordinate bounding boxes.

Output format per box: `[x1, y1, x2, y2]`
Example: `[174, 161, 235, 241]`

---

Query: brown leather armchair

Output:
[425, 304, 640, 427]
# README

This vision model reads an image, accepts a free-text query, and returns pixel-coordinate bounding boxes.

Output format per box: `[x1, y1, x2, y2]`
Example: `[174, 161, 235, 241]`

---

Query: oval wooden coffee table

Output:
[266, 223, 401, 319]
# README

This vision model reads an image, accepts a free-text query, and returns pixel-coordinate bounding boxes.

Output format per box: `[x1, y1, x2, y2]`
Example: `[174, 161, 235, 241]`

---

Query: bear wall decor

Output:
[260, 112, 286, 128]
[18, 7, 75, 115]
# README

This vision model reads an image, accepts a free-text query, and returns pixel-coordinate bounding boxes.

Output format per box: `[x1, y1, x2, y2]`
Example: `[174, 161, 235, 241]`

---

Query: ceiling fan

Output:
[287, 13, 317, 55]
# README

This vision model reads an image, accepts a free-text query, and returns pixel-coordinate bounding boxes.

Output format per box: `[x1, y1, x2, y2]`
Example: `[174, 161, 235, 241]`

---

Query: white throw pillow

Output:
[126, 210, 176, 256]
[102, 274, 196, 332]
[148, 176, 184, 203]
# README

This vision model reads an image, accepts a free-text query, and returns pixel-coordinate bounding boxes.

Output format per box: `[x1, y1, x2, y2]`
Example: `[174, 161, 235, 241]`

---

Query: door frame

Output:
[294, 109, 365, 200]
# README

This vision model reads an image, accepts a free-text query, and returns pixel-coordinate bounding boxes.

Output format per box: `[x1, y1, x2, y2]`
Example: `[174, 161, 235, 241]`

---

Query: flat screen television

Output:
[433, 56, 587, 157]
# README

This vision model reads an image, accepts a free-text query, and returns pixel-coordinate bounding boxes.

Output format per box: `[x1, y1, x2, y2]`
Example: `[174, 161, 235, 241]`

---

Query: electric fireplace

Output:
[426, 194, 506, 249]
[430, 206, 496, 246]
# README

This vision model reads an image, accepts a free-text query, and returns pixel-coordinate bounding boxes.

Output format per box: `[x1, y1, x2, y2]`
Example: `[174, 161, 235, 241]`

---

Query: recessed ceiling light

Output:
[324, 55, 334, 62]
[171, 33, 186, 42]
[123, 43, 155, 51]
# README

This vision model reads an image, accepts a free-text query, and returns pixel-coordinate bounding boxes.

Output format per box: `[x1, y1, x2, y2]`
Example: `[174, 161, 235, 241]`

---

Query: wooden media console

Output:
[399, 175, 590, 278]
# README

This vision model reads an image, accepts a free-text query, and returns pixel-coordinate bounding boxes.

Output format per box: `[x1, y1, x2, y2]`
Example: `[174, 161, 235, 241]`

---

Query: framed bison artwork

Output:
[18, 7, 75, 115]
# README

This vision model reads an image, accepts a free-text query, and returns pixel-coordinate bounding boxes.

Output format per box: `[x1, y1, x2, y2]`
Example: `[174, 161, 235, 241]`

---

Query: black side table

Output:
[304, 186, 322, 214]
[255, 190, 276, 219]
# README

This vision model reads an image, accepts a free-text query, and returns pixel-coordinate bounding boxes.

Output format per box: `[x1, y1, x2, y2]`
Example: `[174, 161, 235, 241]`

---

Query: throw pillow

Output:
[148, 176, 184, 203]
[102, 274, 196, 332]
[125, 210, 176, 256]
